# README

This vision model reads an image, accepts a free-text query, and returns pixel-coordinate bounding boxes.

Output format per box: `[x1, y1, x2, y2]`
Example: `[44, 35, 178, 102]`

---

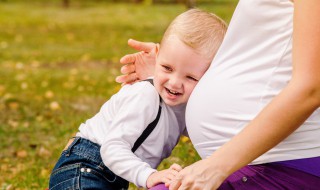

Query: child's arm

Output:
[146, 163, 182, 188]
[101, 82, 165, 188]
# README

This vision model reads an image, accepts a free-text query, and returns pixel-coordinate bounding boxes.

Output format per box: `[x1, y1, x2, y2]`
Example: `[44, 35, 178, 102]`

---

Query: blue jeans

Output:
[49, 137, 129, 190]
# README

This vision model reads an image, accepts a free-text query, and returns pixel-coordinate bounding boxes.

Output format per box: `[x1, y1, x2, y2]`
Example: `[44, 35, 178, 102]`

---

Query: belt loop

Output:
[65, 137, 80, 157]
[98, 162, 105, 170]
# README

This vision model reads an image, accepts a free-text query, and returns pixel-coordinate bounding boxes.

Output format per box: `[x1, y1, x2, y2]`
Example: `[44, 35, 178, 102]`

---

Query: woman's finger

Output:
[169, 176, 182, 190]
[165, 173, 176, 181]
[119, 52, 141, 65]
[120, 63, 135, 75]
[177, 183, 190, 190]
[115, 72, 138, 84]
[128, 38, 156, 53]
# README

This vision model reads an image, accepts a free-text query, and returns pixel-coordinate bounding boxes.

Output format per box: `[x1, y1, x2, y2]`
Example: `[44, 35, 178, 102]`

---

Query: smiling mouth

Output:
[165, 88, 182, 96]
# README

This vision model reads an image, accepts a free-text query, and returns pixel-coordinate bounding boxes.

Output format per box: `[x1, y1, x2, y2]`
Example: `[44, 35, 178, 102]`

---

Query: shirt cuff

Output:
[137, 167, 157, 188]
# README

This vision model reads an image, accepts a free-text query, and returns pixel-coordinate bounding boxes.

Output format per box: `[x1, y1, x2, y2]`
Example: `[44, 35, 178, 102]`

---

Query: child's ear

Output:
[155, 43, 160, 57]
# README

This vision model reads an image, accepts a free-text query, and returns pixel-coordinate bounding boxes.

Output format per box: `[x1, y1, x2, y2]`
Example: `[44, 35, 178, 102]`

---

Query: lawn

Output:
[0, 1, 236, 189]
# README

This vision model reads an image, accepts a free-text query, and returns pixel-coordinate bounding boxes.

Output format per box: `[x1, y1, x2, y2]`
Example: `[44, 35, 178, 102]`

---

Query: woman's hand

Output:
[168, 158, 228, 190]
[147, 163, 182, 188]
[116, 39, 157, 85]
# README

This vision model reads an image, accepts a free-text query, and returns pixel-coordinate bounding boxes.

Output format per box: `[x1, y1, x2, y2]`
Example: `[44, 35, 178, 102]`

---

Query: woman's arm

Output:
[169, 1, 320, 189]
[116, 39, 157, 84]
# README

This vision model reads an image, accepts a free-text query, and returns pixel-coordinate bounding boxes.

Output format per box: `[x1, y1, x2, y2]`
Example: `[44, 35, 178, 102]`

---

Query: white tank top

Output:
[186, 0, 320, 164]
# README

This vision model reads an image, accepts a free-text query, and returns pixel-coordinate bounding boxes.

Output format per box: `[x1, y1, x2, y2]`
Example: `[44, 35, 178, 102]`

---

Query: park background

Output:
[0, 0, 237, 189]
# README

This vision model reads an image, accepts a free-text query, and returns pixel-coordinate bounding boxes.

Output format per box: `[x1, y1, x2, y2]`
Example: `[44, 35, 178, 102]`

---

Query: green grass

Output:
[0, 1, 236, 189]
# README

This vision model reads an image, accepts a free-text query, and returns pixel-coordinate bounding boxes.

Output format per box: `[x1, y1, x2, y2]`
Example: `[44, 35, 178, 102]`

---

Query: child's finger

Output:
[165, 181, 170, 188]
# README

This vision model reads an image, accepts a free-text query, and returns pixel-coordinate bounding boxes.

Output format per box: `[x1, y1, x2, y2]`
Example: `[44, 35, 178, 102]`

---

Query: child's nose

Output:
[169, 76, 182, 88]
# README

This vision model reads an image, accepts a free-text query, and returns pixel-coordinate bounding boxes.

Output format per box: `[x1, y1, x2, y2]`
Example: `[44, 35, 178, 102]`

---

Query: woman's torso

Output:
[186, 0, 320, 164]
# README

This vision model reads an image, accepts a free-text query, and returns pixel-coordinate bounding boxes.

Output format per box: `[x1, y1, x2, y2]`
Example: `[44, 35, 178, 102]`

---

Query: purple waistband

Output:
[272, 156, 320, 177]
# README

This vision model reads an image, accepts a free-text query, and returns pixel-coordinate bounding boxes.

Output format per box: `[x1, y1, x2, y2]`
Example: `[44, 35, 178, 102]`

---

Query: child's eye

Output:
[162, 65, 172, 72]
[187, 76, 198, 82]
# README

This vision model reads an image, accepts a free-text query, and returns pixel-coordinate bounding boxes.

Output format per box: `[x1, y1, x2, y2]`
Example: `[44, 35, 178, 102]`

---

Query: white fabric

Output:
[76, 81, 186, 187]
[186, 0, 320, 164]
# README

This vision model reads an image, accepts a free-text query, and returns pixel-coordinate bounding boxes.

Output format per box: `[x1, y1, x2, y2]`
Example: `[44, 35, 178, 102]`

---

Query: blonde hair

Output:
[161, 8, 227, 61]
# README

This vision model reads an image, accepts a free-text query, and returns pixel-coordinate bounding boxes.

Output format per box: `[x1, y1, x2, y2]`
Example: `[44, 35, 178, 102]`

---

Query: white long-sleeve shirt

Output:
[187, 0, 320, 164]
[76, 81, 186, 187]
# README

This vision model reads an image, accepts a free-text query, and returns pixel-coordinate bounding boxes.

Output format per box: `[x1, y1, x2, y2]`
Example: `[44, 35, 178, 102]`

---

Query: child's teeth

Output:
[169, 89, 178, 95]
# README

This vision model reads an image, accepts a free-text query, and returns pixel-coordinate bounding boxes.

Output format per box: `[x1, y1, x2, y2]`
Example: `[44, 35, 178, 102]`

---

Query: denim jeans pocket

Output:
[82, 165, 117, 183]
[49, 163, 80, 190]
[79, 164, 129, 189]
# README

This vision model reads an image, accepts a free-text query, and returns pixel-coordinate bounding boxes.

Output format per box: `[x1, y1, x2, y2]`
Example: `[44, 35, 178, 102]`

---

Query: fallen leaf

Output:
[45, 90, 54, 99]
[16, 150, 28, 158]
[40, 168, 50, 177]
[21, 82, 28, 90]
[8, 102, 19, 110]
[49, 101, 60, 110]
[38, 146, 52, 157]
[8, 120, 19, 128]
[5, 184, 13, 190]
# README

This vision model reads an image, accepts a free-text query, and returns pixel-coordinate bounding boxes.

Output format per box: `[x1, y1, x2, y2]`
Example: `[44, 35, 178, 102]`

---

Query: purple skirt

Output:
[149, 157, 320, 190]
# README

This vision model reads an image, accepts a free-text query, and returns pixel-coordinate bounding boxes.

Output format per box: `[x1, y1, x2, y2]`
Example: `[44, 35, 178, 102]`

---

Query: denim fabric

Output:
[49, 137, 129, 190]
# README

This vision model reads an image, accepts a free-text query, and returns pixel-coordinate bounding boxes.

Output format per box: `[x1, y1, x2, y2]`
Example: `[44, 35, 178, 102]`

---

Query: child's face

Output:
[154, 35, 211, 106]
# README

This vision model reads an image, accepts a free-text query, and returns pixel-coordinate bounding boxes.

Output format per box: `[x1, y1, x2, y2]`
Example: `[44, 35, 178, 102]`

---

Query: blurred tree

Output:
[186, 0, 195, 8]
[140, 0, 196, 8]
[62, 0, 69, 8]
[172, 0, 196, 8]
